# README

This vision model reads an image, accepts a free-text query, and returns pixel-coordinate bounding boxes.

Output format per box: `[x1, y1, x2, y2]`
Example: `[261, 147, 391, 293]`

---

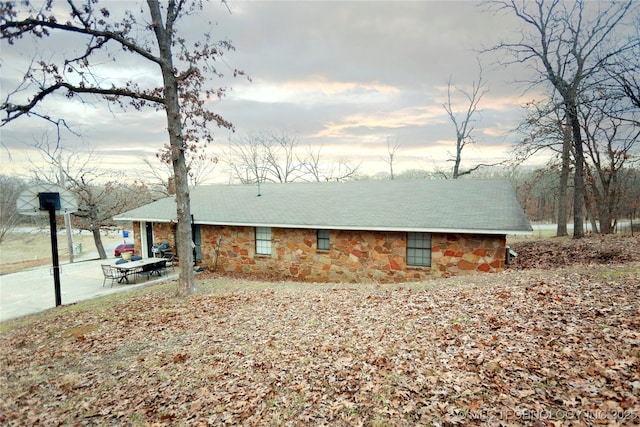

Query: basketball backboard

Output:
[17, 184, 78, 216]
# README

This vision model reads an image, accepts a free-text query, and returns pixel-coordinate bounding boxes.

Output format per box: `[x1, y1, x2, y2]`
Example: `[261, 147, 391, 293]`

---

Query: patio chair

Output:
[164, 252, 175, 272]
[153, 260, 168, 277]
[101, 265, 124, 288]
[136, 263, 157, 281]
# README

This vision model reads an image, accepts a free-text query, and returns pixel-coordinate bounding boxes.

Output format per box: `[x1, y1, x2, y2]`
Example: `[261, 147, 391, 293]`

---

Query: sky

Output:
[0, 0, 544, 183]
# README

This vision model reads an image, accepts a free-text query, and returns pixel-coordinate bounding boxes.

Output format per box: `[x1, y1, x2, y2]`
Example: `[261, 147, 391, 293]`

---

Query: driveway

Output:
[0, 257, 178, 323]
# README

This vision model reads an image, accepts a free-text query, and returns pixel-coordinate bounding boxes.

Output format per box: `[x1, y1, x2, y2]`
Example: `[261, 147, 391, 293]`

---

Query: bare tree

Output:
[515, 96, 572, 236]
[229, 131, 305, 183]
[580, 95, 639, 234]
[442, 66, 501, 179]
[30, 140, 156, 259]
[322, 159, 361, 182]
[489, 0, 638, 238]
[300, 146, 361, 182]
[140, 158, 176, 198]
[381, 136, 400, 180]
[617, 167, 640, 234]
[227, 131, 361, 184]
[609, 63, 640, 110]
[227, 134, 272, 184]
[1, 1, 245, 295]
[300, 147, 323, 182]
[262, 132, 305, 183]
[605, 23, 640, 110]
[142, 151, 220, 197]
[0, 174, 28, 245]
[185, 153, 220, 187]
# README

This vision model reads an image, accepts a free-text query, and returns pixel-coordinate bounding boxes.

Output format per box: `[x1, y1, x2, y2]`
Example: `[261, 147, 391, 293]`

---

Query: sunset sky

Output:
[1, 1, 549, 182]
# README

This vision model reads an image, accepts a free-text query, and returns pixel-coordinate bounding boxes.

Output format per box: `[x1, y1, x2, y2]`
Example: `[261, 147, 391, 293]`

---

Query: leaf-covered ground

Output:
[508, 235, 640, 270]
[1, 237, 639, 426]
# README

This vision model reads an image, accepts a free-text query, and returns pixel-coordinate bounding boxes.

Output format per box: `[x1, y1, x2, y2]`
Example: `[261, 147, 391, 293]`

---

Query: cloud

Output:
[2, 0, 542, 180]
[234, 77, 400, 105]
[315, 104, 445, 138]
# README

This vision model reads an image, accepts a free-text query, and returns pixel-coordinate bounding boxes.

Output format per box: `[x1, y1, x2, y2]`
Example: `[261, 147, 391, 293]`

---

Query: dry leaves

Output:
[1, 237, 639, 426]
[509, 235, 640, 270]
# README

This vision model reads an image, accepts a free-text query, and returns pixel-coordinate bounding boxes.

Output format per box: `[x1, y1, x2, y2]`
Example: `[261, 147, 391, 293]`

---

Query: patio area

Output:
[0, 258, 179, 322]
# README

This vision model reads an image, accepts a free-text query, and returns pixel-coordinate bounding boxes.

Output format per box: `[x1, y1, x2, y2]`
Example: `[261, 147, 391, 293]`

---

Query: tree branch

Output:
[2, 16, 161, 65]
[2, 82, 164, 126]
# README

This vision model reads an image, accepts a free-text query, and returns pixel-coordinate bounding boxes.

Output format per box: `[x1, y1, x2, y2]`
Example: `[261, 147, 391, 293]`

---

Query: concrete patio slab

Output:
[0, 257, 178, 322]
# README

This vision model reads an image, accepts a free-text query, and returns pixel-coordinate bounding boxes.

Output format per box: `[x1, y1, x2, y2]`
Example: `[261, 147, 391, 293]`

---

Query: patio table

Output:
[113, 258, 168, 284]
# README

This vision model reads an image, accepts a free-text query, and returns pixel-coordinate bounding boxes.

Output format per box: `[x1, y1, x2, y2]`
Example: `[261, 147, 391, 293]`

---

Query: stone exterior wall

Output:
[431, 233, 506, 278]
[185, 225, 507, 283]
[131, 221, 176, 258]
[133, 221, 506, 282]
[132, 221, 142, 256]
[151, 222, 177, 251]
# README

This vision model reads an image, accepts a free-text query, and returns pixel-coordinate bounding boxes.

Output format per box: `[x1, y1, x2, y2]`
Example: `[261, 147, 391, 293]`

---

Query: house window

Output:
[255, 227, 272, 255]
[407, 232, 431, 267]
[317, 229, 330, 251]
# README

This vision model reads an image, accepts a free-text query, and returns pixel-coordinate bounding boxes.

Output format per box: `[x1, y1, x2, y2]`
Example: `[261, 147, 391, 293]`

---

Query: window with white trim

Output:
[407, 232, 431, 267]
[255, 227, 272, 255]
[317, 229, 330, 251]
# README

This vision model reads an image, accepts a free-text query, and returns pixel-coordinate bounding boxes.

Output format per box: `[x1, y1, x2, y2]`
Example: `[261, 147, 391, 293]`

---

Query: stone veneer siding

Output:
[151, 222, 177, 251]
[131, 222, 176, 258]
[196, 225, 506, 283]
[431, 233, 506, 277]
[134, 222, 507, 283]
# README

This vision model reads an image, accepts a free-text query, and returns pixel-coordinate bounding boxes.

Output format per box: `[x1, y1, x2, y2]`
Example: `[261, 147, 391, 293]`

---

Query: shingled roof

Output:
[114, 179, 532, 235]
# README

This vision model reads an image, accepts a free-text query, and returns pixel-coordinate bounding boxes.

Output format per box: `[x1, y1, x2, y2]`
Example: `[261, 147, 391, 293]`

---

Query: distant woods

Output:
[2, 157, 639, 239]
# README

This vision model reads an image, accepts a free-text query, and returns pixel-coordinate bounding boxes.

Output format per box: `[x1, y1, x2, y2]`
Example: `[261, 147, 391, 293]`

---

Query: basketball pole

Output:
[46, 202, 62, 307]
[18, 185, 77, 308]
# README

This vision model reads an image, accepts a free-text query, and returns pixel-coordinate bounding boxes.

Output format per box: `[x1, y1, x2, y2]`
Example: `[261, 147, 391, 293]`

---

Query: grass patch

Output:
[596, 264, 640, 278]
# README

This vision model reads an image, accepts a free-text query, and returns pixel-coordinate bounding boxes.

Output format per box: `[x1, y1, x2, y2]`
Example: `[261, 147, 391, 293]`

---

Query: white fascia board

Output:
[195, 221, 532, 235]
[113, 216, 175, 223]
[114, 218, 532, 235]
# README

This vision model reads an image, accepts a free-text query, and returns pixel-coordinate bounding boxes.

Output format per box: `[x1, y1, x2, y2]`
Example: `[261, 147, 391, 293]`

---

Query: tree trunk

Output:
[598, 172, 617, 234]
[557, 123, 571, 237]
[585, 200, 599, 234]
[568, 103, 585, 238]
[589, 189, 609, 235]
[595, 193, 614, 234]
[148, 0, 194, 296]
[452, 138, 462, 179]
[585, 162, 617, 235]
[64, 213, 74, 263]
[590, 211, 611, 234]
[92, 226, 107, 259]
[87, 205, 107, 259]
[171, 144, 195, 296]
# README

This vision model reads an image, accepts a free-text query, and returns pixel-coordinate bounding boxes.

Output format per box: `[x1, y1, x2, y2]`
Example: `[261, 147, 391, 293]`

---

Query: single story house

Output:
[113, 179, 532, 283]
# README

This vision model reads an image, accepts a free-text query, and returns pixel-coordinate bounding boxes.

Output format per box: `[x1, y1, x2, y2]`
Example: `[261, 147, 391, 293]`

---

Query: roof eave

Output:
[113, 216, 174, 223]
[195, 220, 532, 235]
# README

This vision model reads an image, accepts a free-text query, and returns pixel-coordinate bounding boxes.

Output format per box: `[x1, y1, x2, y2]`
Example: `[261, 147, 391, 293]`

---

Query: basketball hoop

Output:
[16, 184, 78, 307]
[17, 184, 77, 216]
